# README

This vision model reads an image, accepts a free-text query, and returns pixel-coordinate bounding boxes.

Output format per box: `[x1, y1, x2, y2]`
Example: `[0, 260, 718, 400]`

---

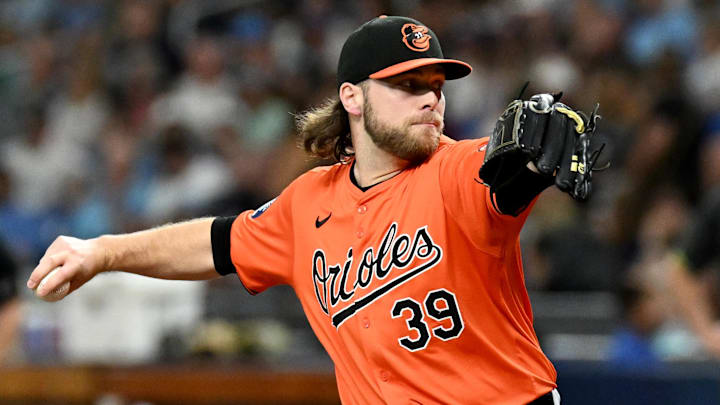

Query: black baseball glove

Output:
[479, 92, 606, 205]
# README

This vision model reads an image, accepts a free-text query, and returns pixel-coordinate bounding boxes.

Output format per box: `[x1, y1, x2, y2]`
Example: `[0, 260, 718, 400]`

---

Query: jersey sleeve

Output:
[438, 138, 537, 255]
[678, 192, 720, 272]
[226, 184, 297, 294]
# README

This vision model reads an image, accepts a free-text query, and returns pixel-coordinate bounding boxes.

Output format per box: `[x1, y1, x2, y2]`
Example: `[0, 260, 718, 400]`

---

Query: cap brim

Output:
[368, 58, 472, 80]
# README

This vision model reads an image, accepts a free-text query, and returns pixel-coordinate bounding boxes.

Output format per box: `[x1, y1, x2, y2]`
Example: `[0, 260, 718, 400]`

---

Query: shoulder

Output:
[296, 162, 348, 184]
[431, 135, 490, 162]
[436, 135, 489, 152]
[283, 161, 349, 197]
[245, 163, 348, 220]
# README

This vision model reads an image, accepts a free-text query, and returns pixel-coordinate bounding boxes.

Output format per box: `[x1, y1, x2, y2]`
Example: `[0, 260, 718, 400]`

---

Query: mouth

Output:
[414, 121, 441, 128]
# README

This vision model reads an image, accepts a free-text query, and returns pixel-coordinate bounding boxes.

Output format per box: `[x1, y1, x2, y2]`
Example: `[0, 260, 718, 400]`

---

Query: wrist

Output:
[93, 235, 117, 274]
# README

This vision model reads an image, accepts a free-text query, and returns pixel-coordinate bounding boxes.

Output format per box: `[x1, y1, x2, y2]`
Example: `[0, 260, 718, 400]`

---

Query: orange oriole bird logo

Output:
[401, 23, 431, 52]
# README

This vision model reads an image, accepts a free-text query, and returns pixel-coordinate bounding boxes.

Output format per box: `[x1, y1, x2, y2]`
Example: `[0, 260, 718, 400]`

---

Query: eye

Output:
[398, 79, 413, 89]
[387, 76, 443, 95]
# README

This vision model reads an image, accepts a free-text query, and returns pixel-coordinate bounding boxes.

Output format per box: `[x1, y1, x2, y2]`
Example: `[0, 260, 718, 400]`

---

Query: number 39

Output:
[391, 288, 465, 352]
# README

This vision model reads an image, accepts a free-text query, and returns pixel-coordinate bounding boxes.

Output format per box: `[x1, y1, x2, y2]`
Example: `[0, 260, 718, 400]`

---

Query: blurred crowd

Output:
[1, 0, 720, 368]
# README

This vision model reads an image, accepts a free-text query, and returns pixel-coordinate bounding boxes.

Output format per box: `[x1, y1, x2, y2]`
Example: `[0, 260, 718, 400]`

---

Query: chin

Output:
[399, 131, 439, 165]
[410, 125, 440, 141]
[415, 127, 441, 146]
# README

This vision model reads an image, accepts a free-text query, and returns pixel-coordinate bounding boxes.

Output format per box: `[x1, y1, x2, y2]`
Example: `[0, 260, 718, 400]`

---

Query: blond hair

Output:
[295, 96, 354, 163]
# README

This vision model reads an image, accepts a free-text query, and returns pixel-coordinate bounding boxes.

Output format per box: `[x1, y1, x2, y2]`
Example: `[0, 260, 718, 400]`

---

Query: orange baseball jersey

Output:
[224, 136, 556, 404]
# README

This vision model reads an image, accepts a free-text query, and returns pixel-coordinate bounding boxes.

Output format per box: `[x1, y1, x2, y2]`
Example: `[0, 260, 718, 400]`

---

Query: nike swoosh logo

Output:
[315, 213, 332, 228]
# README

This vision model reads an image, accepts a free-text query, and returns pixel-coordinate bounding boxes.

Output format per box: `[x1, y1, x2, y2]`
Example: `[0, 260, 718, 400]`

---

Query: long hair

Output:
[295, 97, 354, 163]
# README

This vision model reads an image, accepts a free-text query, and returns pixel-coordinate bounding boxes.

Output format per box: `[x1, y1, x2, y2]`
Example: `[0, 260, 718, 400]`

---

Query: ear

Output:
[339, 82, 364, 116]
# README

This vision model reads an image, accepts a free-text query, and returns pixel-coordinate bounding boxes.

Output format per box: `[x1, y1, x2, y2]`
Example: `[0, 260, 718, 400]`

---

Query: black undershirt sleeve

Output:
[490, 166, 555, 217]
[211, 215, 238, 276]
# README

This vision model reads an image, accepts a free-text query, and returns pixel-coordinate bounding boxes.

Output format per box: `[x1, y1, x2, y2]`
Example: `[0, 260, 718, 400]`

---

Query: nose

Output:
[422, 88, 442, 110]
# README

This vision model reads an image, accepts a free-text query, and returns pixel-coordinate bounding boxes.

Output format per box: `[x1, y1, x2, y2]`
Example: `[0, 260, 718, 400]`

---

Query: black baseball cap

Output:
[337, 15, 472, 89]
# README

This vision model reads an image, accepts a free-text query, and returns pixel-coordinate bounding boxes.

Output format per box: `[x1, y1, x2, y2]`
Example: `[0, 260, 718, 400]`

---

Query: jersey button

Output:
[357, 205, 367, 214]
[380, 370, 390, 382]
[356, 230, 364, 238]
[362, 317, 370, 328]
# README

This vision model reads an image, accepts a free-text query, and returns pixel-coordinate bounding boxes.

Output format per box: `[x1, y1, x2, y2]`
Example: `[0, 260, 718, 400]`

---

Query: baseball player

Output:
[28, 16, 605, 404]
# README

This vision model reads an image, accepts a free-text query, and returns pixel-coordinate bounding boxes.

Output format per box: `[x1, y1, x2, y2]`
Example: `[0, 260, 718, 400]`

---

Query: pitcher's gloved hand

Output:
[479, 92, 606, 202]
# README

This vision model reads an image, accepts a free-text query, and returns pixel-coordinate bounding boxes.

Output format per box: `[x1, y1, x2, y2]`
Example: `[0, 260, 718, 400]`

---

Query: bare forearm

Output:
[28, 217, 221, 298]
[100, 218, 219, 280]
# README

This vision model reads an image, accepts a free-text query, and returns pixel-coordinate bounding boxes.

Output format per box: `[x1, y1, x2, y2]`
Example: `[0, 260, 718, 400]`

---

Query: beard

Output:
[363, 100, 442, 166]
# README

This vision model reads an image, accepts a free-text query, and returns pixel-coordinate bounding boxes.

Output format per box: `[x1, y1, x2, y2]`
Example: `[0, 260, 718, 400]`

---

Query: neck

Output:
[351, 127, 408, 188]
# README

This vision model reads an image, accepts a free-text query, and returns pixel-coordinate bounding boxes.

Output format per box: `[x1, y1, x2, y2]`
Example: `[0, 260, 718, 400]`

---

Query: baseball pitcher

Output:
[28, 16, 606, 405]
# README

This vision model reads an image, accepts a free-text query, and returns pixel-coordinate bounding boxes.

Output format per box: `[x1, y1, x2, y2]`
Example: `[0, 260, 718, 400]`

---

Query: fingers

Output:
[534, 108, 567, 175]
[527, 94, 554, 113]
[553, 105, 585, 133]
[35, 266, 70, 299]
[520, 102, 549, 157]
[27, 236, 83, 296]
[555, 117, 580, 192]
[525, 96, 601, 200]
[27, 236, 104, 300]
[27, 250, 69, 291]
